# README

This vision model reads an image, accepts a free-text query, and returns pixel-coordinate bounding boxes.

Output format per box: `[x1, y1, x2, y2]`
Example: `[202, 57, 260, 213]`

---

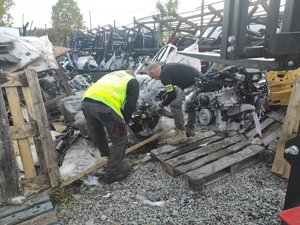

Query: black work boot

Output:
[102, 159, 131, 184]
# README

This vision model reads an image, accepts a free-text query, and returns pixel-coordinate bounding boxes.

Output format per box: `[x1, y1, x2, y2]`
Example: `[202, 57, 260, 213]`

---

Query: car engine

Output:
[129, 103, 160, 137]
[189, 66, 268, 136]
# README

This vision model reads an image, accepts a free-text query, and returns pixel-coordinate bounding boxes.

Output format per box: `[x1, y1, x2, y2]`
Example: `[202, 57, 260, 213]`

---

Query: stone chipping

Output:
[56, 157, 286, 225]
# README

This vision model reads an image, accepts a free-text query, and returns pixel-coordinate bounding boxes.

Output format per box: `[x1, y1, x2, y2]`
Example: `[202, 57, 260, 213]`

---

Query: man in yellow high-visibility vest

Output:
[82, 70, 139, 183]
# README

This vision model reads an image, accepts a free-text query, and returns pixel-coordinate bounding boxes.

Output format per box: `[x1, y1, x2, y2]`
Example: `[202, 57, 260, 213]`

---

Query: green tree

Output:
[0, 0, 14, 26]
[155, 0, 179, 46]
[31, 27, 62, 47]
[51, 0, 84, 46]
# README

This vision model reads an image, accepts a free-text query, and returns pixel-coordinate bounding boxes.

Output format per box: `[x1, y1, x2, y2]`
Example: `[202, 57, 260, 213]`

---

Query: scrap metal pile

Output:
[132, 63, 268, 137]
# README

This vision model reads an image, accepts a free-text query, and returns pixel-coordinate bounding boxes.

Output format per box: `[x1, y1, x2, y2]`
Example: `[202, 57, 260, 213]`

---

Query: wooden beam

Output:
[272, 77, 300, 178]
[9, 123, 38, 140]
[199, 15, 217, 37]
[135, 21, 154, 32]
[6, 86, 36, 178]
[25, 69, 60, 187]
[0, 84, 20, 201]
[173, 13, 199, 30]
[0, 72, 24, 88]
[207, 5, 223, 20]
[22, 85, 48, 176]
[168, 21, 182, 43]
[60, 128, 172, 187]
[260, 0, 269, 12]
[248, 5, 259, 20]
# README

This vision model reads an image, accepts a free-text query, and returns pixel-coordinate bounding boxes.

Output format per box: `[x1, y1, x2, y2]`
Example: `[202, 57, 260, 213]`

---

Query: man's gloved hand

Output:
[150, 102, 164, 113]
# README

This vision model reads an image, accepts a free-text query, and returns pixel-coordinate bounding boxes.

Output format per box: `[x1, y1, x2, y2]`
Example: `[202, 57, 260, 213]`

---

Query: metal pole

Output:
[89, 10, 92, 29]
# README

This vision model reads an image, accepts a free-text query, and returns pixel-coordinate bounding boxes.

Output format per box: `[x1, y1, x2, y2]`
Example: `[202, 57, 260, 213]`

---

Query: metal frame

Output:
[178, 0, 300, 70]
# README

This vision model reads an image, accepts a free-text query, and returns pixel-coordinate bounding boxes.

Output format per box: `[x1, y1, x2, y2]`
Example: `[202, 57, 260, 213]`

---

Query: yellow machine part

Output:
[267, 67, 300, 105]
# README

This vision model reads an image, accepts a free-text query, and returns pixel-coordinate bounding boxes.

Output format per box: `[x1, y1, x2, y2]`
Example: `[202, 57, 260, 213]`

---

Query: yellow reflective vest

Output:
[82, 71, 134, 119]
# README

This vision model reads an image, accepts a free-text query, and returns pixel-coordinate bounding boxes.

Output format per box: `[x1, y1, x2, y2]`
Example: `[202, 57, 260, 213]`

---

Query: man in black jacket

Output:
[146, 62, 200, 145]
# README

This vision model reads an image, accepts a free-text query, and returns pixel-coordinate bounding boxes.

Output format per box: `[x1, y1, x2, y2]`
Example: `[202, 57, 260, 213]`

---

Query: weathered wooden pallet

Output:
[151, 131, 265, 191]
[150, 108, 286, 190]
[0, 69, 60, 202]
[0, 192, 59, 225]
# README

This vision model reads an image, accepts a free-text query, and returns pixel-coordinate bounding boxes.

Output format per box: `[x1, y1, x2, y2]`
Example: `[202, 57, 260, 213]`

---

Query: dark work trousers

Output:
[82, 100, 127, 176]
[170, 86, 197, 131]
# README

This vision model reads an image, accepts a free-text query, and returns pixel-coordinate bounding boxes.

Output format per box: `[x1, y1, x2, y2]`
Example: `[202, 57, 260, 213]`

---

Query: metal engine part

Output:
[193, 66, 268, 136]
[129, 102, 160, 137]
[198, 108, 214, 126]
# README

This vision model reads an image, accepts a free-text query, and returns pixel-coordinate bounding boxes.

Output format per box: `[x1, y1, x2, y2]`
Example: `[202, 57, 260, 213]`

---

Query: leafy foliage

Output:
[155, 0, 179, 45]
[32, 28, 60, 46]
[0, 0, 14, 26]
[51, 0, 84, 46]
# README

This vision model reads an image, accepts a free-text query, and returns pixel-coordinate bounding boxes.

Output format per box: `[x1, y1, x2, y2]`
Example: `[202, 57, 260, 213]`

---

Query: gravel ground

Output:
[55, 153, 286, 225]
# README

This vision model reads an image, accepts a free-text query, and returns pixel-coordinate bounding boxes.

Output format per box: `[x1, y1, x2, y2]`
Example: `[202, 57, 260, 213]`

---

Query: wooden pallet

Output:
[151, 130, 265, 191]
[0, 192, 58, 225]
[0, 69, 60, 201]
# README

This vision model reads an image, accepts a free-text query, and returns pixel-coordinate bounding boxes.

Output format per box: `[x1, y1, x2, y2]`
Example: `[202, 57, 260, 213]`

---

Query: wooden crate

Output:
[0, 69, 60, 201]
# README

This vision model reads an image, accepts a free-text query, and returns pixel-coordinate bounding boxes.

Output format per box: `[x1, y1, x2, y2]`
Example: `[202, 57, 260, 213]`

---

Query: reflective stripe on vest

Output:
[83, 71, 134, 119]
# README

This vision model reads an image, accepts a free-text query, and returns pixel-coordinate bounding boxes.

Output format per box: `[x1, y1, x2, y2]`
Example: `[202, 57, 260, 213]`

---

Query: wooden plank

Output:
[163, 135, 242, 176]
[21, 175, 50, 194]
[0, 201, 53, 225]
[176, 141, 250, 174]
[0, 192, 49, 218]
[25, 69, 60, 187]
[126, 128, 172, 155]
[0, 86, 19, 201]
[9, 123, 38, 140]
[22, 86, 47, 175]
[151, 131, 215, 156]
[0, 72, 23, 88]
[166, 135, 243, 168]
[261, 120, 282, 139]
[246, 117, 275, 139]
[51, 122, 67, 132]
[272, 77, 300, 178]
[292, 105, 300, 133]
[22, 86, 37, 122]
[6, 86, 36, 178]
[61, 128, 171, 187]
[186, 145, 265, 183]
[158, 135, 223, 161]
[262, 128, 281, 147]
[18, 210, 58, 225]
[265, 110, 285, 122]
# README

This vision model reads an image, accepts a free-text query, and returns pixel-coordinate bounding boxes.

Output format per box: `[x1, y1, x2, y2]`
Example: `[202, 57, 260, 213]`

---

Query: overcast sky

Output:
[11, 0, 202, 29]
